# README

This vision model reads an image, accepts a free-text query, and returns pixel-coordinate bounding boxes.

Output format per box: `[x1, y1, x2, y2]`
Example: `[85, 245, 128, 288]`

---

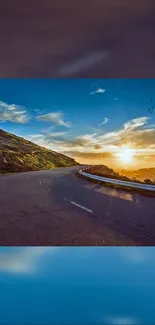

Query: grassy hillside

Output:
[0, 129, 79, 173]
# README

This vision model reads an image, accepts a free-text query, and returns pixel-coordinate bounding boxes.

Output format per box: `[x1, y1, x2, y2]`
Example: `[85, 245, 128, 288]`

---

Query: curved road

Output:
[0, 166, 155, 245]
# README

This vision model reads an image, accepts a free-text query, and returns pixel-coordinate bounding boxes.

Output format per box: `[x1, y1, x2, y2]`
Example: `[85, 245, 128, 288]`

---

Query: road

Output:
[0, 166, 155, 245]
[0, 1, 155, 78]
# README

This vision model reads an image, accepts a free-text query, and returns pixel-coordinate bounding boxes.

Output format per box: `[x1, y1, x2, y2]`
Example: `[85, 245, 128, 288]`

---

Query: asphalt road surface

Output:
[0, 166, 155, 246]
[0, 0, 155, 78]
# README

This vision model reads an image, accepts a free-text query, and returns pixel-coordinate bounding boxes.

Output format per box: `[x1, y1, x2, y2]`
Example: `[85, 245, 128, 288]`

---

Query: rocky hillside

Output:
[0, 129, 79, 173]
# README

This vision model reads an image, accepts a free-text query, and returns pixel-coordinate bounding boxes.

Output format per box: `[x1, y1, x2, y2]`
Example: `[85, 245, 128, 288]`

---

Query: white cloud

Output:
[123, 117, 149, 131]
[27, 132, 98, 154]
[114, 98, 118, 101]
[36, 111, 71, 128]
[106, 316, 140, 325]
[27, 116, 155, 162]
[47, 132, 69, 137]
[0, 247, 57, 274]
[120, 247, 150, 263]
[0, 100, 29, 123]
[98, 117, 109, 126]
[90, 88, 106, 95]
[76, 133, 97, 142]
[41, 128, 69, 136]
[34, 109, 41, 112]
[95, 117, 151, 147]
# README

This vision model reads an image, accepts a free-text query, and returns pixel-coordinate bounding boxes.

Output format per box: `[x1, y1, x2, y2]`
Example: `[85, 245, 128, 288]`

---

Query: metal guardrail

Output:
[79, 170, 155, 192]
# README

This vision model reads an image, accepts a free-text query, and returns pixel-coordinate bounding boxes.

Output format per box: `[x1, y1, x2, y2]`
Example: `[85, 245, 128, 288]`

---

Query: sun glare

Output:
[118, 147, 134, 164]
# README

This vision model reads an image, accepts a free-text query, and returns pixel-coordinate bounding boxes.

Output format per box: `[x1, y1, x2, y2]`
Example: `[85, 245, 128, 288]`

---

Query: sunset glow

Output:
[0, 79, 155, 169]
[118, 148, 134, 164]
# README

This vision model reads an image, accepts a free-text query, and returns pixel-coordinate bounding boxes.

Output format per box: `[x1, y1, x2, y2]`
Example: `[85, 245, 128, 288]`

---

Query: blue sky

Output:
[0, 79, 155, 168]
[0, 247, 155, 325]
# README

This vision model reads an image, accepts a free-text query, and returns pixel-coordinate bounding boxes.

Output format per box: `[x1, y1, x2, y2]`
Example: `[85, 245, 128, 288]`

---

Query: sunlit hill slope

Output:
[0, 129, 79, 173]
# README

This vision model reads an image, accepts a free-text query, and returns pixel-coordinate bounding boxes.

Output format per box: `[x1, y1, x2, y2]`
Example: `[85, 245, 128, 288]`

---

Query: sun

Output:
[118, 147, 134, 164]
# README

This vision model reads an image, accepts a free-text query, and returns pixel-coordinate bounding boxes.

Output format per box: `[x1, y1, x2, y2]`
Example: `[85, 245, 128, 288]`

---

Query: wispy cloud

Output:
[95, 117, 151, 147]
[0, 247, 57, 274]
[120, 247, 151, 263]
[27, 116, 155, 165]
[0, 100, 29, 123]
[27, 132, 98, 154]
[114, 98, 118, 101]
[41, 129, 69, 137]
[106, 316, 140, 325]
[90, 88, 106, 95]
[34, 109, 41, 113]
[46, 131, 69, 137]
[123, 117, 149, 131]
[36, 111, 71, 128]
[98, 117, 109, 126]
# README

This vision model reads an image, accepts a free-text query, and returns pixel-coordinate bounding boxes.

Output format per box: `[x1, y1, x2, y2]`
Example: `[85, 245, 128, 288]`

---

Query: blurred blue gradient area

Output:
[0, 247, 155, 325]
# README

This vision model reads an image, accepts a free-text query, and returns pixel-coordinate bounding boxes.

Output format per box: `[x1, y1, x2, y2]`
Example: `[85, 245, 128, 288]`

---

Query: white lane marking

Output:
[63, 198, 93, 213]
[57, 51, 108, 77]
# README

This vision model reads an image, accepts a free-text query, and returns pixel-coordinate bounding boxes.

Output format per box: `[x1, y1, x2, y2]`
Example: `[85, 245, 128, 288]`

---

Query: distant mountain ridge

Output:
[0, 129, 79, 173]
[120, 168, 155, 182]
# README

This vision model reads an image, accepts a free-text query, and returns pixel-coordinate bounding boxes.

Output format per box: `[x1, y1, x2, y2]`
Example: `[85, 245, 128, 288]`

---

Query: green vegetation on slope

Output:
[0, 129, 79, 172]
